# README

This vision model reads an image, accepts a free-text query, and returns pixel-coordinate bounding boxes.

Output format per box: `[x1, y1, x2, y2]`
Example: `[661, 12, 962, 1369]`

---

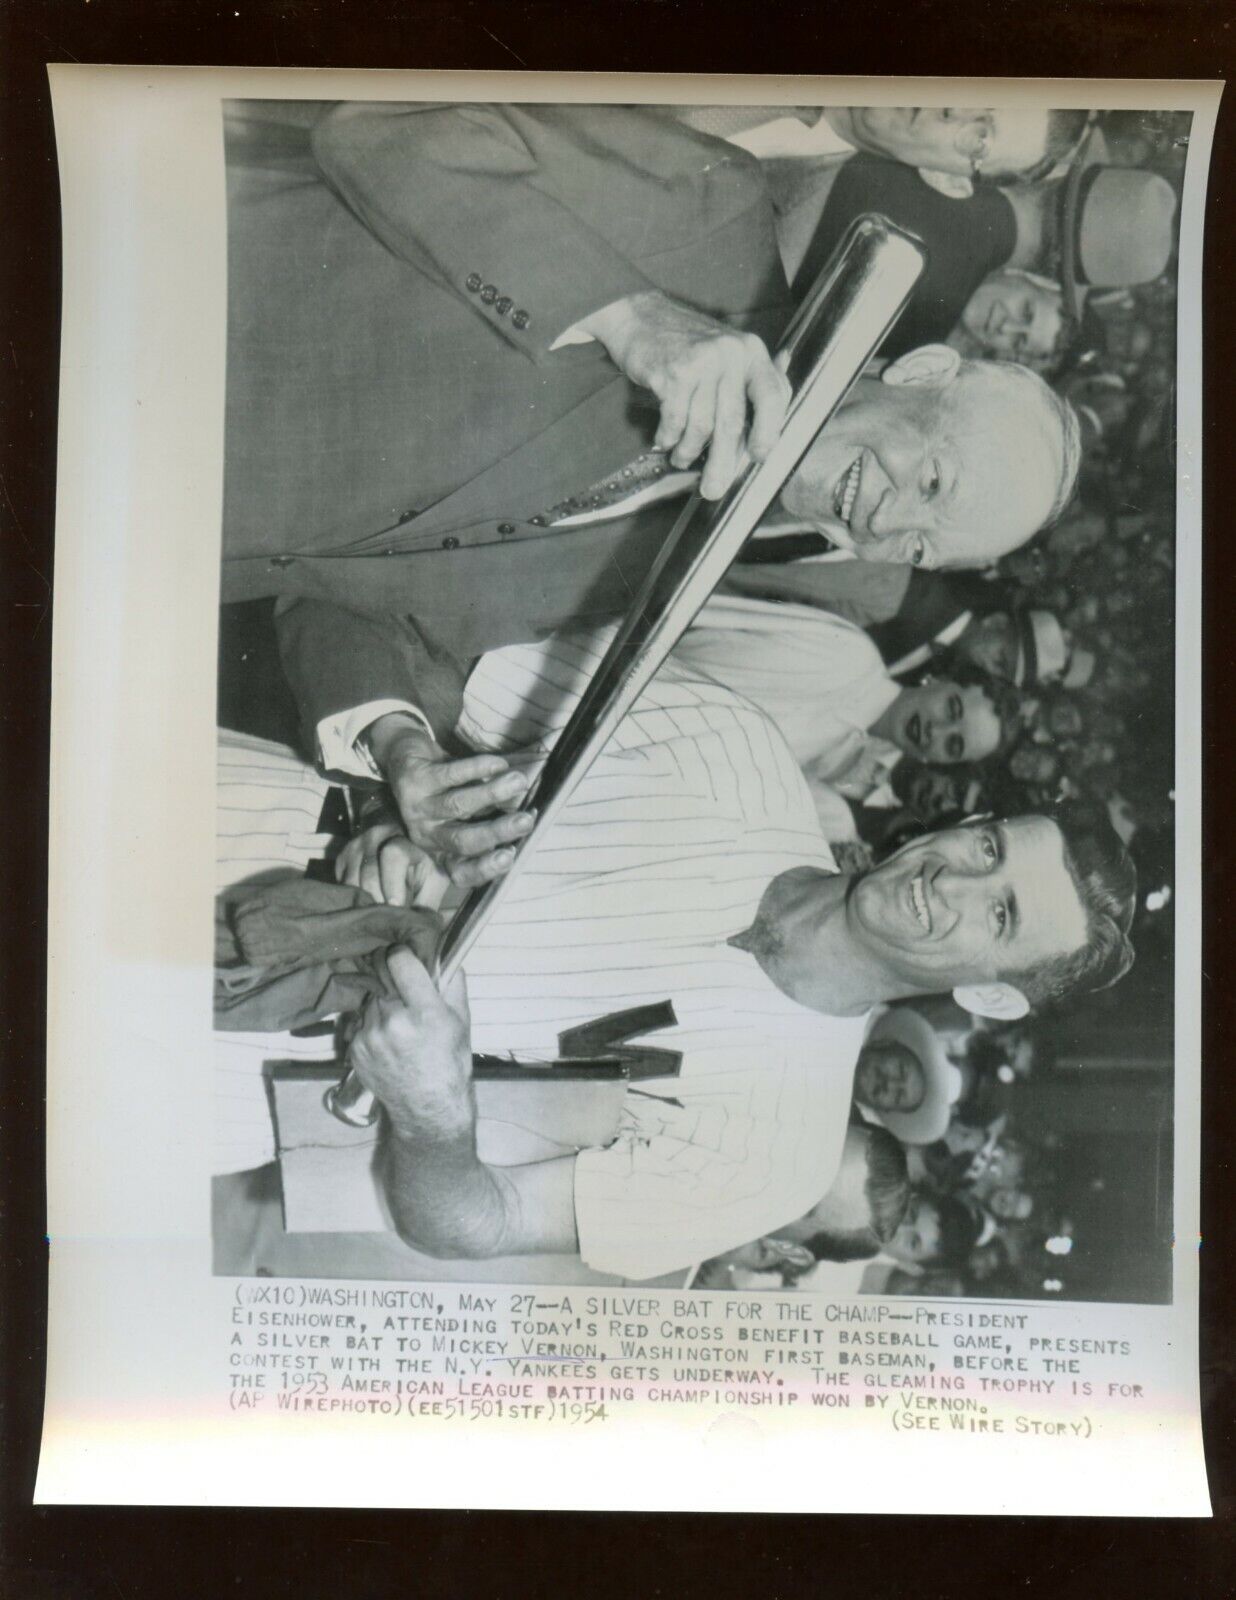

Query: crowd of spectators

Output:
[815, 111, 1184, 1302]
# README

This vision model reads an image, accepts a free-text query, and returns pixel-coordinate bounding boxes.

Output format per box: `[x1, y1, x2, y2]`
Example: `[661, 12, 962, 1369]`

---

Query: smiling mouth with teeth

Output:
[910, 870, 932, 933]
[833, 454, 863, 526]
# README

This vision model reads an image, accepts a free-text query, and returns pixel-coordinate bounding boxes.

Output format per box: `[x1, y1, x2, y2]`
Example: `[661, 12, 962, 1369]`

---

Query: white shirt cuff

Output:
[315, 699, 433, 779]
[549, 324, 597, 351]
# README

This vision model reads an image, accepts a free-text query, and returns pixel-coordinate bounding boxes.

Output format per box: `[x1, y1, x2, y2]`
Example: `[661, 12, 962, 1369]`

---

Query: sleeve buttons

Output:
[466, 277, 526, 326]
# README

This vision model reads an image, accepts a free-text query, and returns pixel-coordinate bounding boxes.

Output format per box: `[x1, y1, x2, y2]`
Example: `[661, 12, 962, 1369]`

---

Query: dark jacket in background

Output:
[867, 569, 1010, 672]
[792, 153, 1017, 356]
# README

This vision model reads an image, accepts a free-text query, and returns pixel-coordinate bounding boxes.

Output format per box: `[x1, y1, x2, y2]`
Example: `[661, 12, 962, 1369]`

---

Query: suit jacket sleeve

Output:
[311, 102, 663, 360]
[275, 598, 469, 758]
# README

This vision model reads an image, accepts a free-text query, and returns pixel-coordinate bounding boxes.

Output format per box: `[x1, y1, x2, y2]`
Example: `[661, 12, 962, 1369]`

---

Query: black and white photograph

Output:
[29, 63, 1217, 1518]
[209, 97, 1187, 1306]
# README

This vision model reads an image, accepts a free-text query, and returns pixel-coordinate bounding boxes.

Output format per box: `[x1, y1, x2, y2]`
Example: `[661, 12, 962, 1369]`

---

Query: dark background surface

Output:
[2, 0, 1234, 1593]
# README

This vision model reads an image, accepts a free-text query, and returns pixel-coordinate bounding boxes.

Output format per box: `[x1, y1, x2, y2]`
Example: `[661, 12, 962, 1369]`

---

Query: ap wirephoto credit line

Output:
[39, 74, 1216, 1515]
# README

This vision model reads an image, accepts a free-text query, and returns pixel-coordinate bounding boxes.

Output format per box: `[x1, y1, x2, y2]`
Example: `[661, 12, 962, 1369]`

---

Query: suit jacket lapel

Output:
[342, 296, 791, 555]
[344, 373, 658, 553]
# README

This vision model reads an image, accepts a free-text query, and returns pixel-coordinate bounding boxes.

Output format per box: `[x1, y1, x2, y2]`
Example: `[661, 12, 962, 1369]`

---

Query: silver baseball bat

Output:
[326, 215, 926, 1125]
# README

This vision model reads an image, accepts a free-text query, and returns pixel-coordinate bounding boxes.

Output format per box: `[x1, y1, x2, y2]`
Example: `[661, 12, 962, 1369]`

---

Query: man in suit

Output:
[223, 100, 791, 605]
[785, 150, 1021, 348]
[671, 107, 1089, 275]
[221, 101, 1080, 884]
[767, 109, 1089, 282]
[222, 98, 795, 871]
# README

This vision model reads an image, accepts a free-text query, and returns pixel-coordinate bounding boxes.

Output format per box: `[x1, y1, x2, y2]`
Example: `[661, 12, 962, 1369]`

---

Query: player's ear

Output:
[952, 982, 1031, 1022]
[917, 166, 974, 200]
[881, 344, 963, 390]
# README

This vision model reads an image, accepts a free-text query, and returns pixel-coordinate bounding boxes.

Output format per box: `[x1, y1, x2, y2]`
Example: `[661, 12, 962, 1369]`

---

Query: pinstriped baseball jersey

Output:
[216, 633, 868, 1277]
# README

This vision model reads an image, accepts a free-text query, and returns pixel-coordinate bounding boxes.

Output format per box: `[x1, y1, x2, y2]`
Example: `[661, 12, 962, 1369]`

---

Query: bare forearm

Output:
[381, 1124, 522, 1260]
[351, 949, 579, 1260]
[377, 1063, 510, 1258]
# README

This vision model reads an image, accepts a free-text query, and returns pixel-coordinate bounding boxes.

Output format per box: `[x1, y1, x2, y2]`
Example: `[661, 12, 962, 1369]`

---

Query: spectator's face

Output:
[978, 1145, 1026, 1191]
[958, 612, 1019, 681]
[944, 1121, 988, 1157]
[1078, 737, 1117, 769]
[989, 1187, 1034, 1221]
[1010, 745, 1059, 786]
[856, 1040, 927, 1113]
[887, 680, 1002, 764]
[782, 365, 1062, 570]
[836, 106, 1051, 178]
[960, 272, 1064, 367]
[1047, 701, 1085, 740]
[904, 766, 969, 822]
[1004, 545, 1049, 587]
[845, 817, 1088, 995]
[887, 1193, 942, 1264]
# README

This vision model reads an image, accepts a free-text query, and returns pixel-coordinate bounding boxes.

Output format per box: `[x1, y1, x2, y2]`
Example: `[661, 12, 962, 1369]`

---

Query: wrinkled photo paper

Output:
[38, 68, 1217, 1514]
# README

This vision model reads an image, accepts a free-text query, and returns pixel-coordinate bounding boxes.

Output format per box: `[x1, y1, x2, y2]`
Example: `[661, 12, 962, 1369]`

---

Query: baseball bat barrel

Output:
[326, 216, 926, 1127]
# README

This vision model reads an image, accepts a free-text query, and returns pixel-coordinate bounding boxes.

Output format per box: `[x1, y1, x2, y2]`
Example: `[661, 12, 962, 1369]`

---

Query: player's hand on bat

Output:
[362, 713, 534, 888]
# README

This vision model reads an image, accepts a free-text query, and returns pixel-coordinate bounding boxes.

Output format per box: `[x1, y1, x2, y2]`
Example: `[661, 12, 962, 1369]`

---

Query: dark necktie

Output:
[738, 529, 836, 564]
